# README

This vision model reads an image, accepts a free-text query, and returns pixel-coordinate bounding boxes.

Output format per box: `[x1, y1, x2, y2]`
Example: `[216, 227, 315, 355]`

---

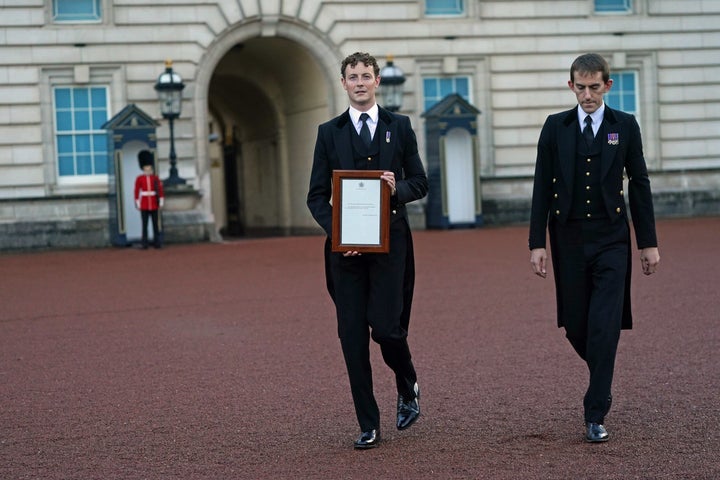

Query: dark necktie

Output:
[359, 113, 371, 146]
[583, 115, 594, 145]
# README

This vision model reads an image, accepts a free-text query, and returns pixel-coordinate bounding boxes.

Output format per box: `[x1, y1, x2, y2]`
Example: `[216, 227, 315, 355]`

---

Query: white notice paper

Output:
[340, 178, 381, 246]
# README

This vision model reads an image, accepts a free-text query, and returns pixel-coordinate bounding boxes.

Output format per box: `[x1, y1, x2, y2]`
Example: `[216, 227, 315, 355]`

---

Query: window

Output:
[426, 0, 464, 16]
[606, 72, 637, 115]
[594, 0, 632, 14]
[423, 76, 470, 111]
[53, 86, 109, 179]
[53, 0, 102, 22]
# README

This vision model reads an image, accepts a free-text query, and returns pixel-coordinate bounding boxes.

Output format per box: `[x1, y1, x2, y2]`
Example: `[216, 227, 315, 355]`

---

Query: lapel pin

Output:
[386, 131, 391, 143]
[607, 133, 619, 145]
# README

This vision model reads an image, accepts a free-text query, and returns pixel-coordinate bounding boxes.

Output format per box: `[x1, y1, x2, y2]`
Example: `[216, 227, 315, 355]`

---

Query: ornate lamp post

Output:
[379, 56, 406, 112]
[154, 59, 186, 186]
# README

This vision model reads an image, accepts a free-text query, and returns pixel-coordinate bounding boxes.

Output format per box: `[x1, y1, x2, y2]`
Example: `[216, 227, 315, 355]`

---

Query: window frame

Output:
[593, 0, 633, 14]
[52, 0, 103, 23]
[425, 0, 465, 17]
[52, 85, 111, 185]
[422, 76, 472, 112]
[606, 70, 639, 117]
[41, 65, 124, 193]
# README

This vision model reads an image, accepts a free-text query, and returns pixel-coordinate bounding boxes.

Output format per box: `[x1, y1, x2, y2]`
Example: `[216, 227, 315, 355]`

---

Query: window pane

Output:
[76, 155, 93, 175]
[58, 155, 75, 176]
[439, 78, 454, 96]
[595, 0, 631, 13]
[93, 133, 107, 151]
[55, 88, 72, 108]
[423, 78, 438, 97]
[75, 134, 91, 153]
[73, 88, 89, 108]
[56, 111, 73, 131]
[74, 110, 90, 130]
[456, 78, 469, 97]
[57, 135, 74, 154]
[91, 109, 107, 129]
[94, 154, 108, 174]
[90, 87, 106, 107]
[426, 0, 464, 15]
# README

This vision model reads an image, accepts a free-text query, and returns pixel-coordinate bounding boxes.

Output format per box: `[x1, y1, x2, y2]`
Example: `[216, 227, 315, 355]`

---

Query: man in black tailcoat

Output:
[529, 53, 660, 443]
[307, 52, 428, 449]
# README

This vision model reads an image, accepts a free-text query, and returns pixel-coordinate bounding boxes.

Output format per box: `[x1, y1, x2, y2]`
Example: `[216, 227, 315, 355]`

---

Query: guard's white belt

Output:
[139, 191, 157, 196]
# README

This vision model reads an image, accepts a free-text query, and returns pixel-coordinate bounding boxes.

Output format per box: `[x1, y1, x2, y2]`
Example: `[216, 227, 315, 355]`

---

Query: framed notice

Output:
[331, 170, 390, 253]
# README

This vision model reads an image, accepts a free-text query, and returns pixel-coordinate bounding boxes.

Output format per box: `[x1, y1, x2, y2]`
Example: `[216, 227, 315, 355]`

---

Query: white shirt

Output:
[349, 104, 378, 140]
[577, 103, 605, 137]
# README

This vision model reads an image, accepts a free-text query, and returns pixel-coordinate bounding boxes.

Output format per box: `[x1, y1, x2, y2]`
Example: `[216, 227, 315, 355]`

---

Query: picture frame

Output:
[331, 170, 390, 253]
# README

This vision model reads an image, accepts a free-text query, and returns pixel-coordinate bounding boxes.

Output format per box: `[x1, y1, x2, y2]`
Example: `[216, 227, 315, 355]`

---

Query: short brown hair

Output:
[570, 53, 611, 83]
[341, 52, 380, 78]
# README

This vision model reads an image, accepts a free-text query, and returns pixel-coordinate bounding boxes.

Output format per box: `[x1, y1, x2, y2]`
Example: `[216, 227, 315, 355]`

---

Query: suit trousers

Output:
[328, 220, 417, 431]
[140, 209, 160, 247]
[551, 217, 628, 423]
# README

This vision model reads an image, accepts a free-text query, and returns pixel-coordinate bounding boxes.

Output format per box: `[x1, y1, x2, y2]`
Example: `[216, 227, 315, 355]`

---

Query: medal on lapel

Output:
[607, 133, 619, 145]
[386, 131, 391, 143]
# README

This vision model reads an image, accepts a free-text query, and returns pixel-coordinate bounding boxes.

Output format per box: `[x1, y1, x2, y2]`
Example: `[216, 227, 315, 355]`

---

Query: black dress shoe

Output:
[354, 429, 380, 449]
[585, 422, 609, 443]
[396, 382, 420, 430]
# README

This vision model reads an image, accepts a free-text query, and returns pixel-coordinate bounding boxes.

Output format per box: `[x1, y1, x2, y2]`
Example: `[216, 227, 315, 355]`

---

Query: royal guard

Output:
[134, 150, 164, 249]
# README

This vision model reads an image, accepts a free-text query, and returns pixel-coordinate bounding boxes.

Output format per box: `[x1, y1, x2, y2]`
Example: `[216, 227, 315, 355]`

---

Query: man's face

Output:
[568, 70, 613, 114]
[341, 62, 380, 110]
[142, 165, 154, 174]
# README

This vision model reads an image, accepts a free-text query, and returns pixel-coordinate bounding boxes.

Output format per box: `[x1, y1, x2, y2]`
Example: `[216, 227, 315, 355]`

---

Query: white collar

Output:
[577, 103, 605, 128]
[349, 104, 378, 125]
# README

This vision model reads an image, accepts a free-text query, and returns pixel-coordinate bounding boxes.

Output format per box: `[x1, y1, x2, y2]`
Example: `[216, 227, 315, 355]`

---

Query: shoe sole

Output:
[585, 436, 609, 443]
[354, 442, 380, 450]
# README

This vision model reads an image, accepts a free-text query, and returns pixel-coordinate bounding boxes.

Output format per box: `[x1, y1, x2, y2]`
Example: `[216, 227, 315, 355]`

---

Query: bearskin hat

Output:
[138, 150, 154, 169]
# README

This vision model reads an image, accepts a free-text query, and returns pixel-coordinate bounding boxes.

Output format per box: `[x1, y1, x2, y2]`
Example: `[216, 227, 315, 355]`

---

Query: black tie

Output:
[583, 115, 594, 145]
[359, 113, 371, 146]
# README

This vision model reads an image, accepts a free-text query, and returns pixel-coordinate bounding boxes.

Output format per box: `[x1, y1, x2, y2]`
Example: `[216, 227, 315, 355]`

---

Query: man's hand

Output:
[381, 171, 396, 196]
[343, 251, 361, 257]
[640, 247, 660, 275]
[530, 248, 547, 278]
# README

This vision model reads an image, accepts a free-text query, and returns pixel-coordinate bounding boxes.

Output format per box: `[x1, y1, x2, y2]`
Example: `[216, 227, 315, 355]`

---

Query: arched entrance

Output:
[195, 25, 341, 239]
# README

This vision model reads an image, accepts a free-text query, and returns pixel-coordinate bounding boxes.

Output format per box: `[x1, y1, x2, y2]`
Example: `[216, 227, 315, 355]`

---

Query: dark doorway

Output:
[222, 130, 244, 237]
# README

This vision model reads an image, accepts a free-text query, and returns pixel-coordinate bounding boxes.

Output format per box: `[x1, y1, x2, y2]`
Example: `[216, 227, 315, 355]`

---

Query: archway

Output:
[207, 37, 329, 238]
[195, 23, 342, 240]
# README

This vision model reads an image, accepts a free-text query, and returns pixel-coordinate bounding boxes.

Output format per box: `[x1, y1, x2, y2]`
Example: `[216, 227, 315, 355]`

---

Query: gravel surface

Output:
[1, 217, 718, 479]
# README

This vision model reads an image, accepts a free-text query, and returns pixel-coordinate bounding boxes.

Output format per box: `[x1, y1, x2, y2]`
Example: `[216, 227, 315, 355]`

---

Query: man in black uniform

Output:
[529, 53, 660, 443]
[307, 52, 428, 449]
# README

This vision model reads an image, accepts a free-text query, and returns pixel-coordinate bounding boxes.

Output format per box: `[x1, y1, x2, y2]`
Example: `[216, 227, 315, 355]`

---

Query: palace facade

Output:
[1, 0, 718, 249]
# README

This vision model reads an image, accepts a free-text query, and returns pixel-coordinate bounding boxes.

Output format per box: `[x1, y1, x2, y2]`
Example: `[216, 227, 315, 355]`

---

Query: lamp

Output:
[154, 59, 186, 186]
[379, 56, 406, 112]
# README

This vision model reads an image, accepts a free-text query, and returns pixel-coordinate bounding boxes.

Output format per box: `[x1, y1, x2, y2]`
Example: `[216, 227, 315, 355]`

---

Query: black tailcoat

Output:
[529, 106, 657, 329]
[307, 106, 428, 320]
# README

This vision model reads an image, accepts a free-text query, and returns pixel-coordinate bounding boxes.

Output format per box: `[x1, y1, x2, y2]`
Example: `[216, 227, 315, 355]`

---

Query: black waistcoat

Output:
[351, 123, 380, 169]
[569, 126, 607, 220]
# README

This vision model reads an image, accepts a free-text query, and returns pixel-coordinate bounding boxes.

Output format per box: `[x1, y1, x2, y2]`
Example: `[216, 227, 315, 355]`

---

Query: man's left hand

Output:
[381, 171, 396, 196]
[640, 247, 660, 275]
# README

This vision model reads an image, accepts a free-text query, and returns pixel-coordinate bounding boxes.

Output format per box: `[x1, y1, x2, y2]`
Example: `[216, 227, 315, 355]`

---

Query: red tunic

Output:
[134, 174, 164, 211]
